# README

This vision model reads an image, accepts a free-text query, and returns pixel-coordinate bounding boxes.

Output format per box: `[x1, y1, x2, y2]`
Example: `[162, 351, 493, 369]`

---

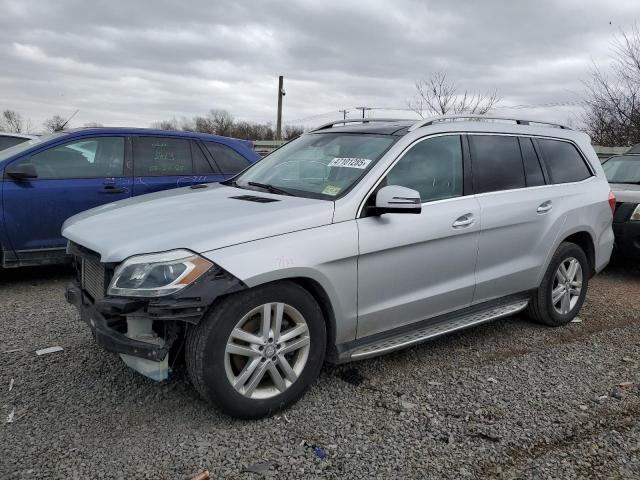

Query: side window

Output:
[26, 137, 124, 179]
[191, 141, 218, 174]
[538, 139, 591, 184]
[519, 137, 545, 187]
[470, 135, 525, 194]
[0, 136, 29, 150]
[385, 135, 463, 202]
[133, 137, 192, 176]
[204, 141, 250, 174]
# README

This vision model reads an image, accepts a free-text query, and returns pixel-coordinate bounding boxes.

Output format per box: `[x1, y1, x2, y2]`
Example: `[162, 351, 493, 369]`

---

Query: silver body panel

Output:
[63, 120, 614, 353]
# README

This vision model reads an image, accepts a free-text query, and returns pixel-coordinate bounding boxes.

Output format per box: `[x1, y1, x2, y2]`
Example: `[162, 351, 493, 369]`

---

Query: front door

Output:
[356, 134, 480, 338]
[3, 136, 131, 258]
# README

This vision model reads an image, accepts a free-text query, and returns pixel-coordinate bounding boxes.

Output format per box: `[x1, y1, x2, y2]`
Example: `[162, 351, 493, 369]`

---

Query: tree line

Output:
[151, 109, 304, 140]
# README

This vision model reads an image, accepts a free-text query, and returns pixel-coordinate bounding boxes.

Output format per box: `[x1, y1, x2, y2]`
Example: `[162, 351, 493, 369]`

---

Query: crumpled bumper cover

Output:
[65, 283, 170, 361]
[65, 264, 247, 361]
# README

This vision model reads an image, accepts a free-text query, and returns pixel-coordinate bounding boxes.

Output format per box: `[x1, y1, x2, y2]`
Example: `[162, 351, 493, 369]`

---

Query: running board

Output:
[343, 298, 529, 361]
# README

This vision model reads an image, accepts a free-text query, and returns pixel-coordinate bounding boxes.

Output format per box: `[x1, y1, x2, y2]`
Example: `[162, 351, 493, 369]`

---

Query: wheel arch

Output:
[561, 231, 596, 277]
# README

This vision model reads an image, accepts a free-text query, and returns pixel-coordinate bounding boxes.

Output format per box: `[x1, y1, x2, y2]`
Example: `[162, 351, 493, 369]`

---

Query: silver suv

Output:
[63, 115, 615, 418]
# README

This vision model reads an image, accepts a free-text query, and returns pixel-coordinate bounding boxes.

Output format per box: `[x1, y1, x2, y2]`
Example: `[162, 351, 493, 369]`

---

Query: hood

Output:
[610, 183, 640, 203]
[63, 184, 335, 263]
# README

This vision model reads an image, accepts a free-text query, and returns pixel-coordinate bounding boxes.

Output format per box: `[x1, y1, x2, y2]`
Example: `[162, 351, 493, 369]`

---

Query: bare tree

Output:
[284, 125, 304, 139]
[407, 72, 499, 118]
[151, 118, 180, 131]
[583, 24, 640, 146]
[1, 110, 30, 133]
[83, 122, 104, 128]
[43, 115, 69, 132]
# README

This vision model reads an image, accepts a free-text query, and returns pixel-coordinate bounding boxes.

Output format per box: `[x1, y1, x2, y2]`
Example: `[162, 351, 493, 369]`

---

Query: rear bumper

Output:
[613, 221, 640, 258]
[65, 283, 169, 361]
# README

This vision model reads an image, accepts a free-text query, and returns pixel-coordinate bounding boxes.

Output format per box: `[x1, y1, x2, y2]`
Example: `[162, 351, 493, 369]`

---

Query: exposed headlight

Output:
[631, 204, 640, 221]
[108, 249, 213, 297]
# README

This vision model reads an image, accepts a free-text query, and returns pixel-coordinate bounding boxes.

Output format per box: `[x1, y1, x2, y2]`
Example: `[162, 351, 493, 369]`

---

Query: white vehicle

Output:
[64, 116, 615, 418]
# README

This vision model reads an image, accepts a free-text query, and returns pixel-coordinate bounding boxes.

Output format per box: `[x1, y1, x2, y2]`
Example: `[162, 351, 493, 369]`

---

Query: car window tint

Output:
[204, 141, 249, 174]
[25, 137, 125, 179]
[519, 137, 545, 187]
[385, 135, 463, 202]
[538, 139, 591, 184]
[470, 135, 525, 194]
[133, 137, 192, 176]
[191, 141, 218, 174]
[0, 136, 29, 150]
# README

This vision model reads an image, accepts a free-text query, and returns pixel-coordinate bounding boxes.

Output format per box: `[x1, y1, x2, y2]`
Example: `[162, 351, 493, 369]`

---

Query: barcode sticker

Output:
[328, 157, 372, 169]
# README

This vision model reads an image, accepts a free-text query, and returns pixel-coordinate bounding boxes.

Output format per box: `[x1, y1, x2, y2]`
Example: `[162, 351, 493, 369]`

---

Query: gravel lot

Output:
[1, 259, 639, 479]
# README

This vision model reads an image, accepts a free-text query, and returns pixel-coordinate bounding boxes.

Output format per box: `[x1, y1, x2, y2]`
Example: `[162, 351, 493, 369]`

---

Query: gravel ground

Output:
[1, 260, 639, 479]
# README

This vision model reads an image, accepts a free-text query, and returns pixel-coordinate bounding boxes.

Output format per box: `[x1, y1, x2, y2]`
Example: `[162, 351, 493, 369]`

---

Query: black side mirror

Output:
[6, 163, 38, 180]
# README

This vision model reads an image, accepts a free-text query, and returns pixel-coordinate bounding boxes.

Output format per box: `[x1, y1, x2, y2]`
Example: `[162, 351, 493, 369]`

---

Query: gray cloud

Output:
[0, 0, 637, 131]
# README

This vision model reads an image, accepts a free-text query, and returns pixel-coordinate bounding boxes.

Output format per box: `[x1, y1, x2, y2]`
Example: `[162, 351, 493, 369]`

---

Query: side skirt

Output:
[335, 293, 530, 363]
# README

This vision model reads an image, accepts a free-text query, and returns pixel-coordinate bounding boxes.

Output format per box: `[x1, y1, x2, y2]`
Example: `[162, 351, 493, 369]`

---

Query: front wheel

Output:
[527, 242, 589, 326]
[186, 281, 326, 418]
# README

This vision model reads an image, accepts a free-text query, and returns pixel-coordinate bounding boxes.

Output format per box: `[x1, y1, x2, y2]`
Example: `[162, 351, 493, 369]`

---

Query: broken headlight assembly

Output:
[108, 249, 213, 298]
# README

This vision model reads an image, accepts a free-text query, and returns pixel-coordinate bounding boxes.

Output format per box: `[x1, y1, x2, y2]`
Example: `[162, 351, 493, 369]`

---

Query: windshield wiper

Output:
[247, 181, 294, 196]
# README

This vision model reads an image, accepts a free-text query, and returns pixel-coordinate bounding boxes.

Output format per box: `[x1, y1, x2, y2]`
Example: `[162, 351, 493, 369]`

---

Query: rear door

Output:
[471, 134, 562, 303]
[131, 136, 225, 196]
[3, 135, 131, 255]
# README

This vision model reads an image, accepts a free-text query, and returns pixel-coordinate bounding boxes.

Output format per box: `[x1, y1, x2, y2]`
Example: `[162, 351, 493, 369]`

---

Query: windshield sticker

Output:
[328, 157, 372, 169]
[322, 185, 342, 196]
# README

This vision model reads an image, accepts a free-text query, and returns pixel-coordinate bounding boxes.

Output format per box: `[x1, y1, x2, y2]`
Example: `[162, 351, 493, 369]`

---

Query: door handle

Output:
[100, 185, 126, 194]
[537, 201, 553, 214]
[452, 214, 475, 228]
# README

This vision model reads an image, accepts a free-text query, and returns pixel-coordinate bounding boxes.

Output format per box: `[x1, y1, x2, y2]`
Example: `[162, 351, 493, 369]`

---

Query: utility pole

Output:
[338, 109, 349, 120]
[276, 75, 285, 140]
[355, 106, 371, 118]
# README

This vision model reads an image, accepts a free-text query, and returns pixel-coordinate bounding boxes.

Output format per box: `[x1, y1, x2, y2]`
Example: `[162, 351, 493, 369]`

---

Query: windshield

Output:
[0, 132, 67, 163]
[232, 133, 398, 199]
[603, 155, 640, 184]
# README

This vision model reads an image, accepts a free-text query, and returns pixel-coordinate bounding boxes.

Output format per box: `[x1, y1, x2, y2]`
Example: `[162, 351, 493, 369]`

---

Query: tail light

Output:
[608, 191, 616, 215]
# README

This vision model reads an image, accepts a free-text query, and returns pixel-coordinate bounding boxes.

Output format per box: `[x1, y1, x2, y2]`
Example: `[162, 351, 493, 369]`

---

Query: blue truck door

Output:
[131, 136, 224, 195]
[2, 136, 132, 258]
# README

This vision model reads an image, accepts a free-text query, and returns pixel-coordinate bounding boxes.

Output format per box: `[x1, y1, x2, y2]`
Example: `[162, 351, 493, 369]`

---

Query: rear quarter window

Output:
[538, 139, 591, 184]
[204, 141, 250, 174]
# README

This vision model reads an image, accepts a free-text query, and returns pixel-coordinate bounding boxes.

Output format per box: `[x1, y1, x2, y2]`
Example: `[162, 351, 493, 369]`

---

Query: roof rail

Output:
[407, 114, 572, 132]
[312, 118, 411, 132]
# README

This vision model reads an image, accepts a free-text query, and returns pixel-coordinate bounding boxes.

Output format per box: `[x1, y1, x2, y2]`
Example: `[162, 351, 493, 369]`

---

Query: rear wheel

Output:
[527, 242, 589, 326]
[186, 281, 326, 418]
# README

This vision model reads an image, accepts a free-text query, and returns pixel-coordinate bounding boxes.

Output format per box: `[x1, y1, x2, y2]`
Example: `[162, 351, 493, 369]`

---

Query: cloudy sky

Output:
[0, 0, 638, 132]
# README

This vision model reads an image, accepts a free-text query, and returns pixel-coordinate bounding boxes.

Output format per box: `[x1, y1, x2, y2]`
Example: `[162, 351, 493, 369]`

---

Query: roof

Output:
[312, 120, 414, 136]
[310, 115, 574, 137]
[0, 131, 36, 139]
[64, 127, 250, 145]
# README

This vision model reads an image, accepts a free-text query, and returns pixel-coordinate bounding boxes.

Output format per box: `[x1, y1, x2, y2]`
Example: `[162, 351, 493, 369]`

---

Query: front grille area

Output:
[82, 257, 107, 301]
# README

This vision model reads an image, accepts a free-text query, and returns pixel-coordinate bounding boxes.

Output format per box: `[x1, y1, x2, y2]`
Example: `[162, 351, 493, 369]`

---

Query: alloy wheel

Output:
[224, 302, 311, 399]
[551, 257, 583, 315]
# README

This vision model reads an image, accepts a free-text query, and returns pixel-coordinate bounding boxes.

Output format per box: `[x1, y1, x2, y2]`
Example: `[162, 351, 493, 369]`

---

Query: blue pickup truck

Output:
[0, 127, 260, 267]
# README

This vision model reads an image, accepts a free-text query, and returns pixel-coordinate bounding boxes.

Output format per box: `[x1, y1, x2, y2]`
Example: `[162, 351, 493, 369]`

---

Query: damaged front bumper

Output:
[65, 284, 171, 362]
[65, 254, 246, 381]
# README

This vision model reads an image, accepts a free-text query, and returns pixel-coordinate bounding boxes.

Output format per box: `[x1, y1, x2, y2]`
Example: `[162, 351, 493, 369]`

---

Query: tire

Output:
[527, 242, 589, 327]
[185, 280, 326, 419]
